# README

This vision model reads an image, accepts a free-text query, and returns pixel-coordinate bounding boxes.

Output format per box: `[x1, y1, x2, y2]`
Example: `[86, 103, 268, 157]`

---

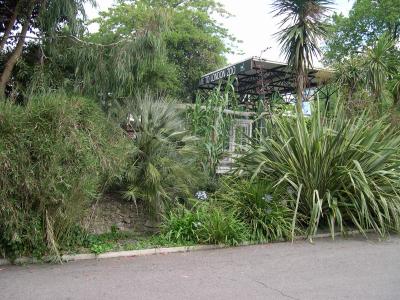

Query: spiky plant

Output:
[334, 57, 366, 104]
[216, 178, 296, 242]
[365, 34, 396, 114]
[272, 0, 332, 113]
[162, 202, 250, 246]
[237, 103, 400, 239]
[122, 93, 199, 221]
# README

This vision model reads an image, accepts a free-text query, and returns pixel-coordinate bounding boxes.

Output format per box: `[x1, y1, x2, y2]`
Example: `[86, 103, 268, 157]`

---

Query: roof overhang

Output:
[198, 57, 333, 98]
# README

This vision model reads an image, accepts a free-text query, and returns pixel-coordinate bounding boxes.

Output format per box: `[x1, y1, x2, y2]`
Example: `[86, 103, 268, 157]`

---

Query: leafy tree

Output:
[0, 0, 93, 98]
[332, 35, 399, 113]
[272, 0, 332, 114]
[324, 0, 400, 62]
[70, 8, 173, 112]
[0, 1, 174, 112]
[90, 0, 235, 100]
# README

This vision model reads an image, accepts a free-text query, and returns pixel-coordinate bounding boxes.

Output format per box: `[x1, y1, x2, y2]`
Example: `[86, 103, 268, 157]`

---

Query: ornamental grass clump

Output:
[237, 104, 400, 238]
[163, 202, 249, 246]
[0, 93, 129, 259]
[216, 178, 295, 242]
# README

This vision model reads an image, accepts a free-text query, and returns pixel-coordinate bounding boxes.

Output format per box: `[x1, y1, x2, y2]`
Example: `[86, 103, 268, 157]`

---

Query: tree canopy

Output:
[324, 0, 400, 63]
[90, 0, 236, 100]
[0, 0, 93, 97]
[0, 0, 236, 104]
[272, 0, 332, 113]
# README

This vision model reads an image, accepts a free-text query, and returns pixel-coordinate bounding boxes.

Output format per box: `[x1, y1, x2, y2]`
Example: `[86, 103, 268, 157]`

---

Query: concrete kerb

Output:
[0, 230, 372, 266]
[0, 245, 223, 266]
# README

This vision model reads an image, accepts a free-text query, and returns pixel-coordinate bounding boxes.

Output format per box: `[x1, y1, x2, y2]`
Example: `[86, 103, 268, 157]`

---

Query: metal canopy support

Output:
[197, 57, 333, 103]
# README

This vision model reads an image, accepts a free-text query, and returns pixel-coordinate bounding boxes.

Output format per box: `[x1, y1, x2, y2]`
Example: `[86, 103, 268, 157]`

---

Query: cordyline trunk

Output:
[392, 87, 400, 109]
[0, 2, 34, 99]
[347, 84, 356, 106]
[0, 8, 18, 51]
[296, 72, 304, 115]
[376, 91, 384, 116]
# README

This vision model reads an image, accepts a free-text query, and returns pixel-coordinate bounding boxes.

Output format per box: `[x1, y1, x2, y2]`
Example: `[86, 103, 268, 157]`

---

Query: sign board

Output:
[199, 59, 252, 86]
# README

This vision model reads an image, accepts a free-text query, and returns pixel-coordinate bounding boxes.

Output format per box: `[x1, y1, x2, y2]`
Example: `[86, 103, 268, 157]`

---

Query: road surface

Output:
[1, 235, 400, 299]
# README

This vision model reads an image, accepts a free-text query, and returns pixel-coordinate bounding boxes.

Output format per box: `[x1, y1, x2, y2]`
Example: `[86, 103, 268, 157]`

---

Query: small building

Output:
[197, 57, 334, 173]
[198, 57, 333, 103]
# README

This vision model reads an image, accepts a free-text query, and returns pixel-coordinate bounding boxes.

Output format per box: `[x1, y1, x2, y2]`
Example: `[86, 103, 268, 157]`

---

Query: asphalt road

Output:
[1, 235, 400, 300]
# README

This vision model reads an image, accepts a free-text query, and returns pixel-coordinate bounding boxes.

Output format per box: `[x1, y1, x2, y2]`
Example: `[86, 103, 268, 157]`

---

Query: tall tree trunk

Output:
[0, 18, 30, 98]
[296, 72, 304, 115]
[392, 84, 400, 109]
[0, 7, 18, 51]
[347, 84, 355, 106]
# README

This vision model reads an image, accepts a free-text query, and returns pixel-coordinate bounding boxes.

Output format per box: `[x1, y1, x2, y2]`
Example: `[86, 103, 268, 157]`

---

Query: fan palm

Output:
[122, 93, 199, 221]
[272, 0, 332, 114]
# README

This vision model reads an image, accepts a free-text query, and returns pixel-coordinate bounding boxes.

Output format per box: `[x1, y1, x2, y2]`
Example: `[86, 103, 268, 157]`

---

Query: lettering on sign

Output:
[202, 65, 236, 85]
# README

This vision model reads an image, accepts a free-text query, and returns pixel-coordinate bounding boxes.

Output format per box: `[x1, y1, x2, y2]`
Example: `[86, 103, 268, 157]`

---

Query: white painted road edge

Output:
[0, 230, 371, 266]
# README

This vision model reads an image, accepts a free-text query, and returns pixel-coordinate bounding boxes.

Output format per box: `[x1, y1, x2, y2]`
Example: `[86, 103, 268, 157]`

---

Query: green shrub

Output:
[217, 179, 295, 242]
[162, 205, 200, 243]
[121, 93, 201, 220]
[0, 93, 129, 259]
[163, 202, 249, 246]
[238, 105, 400, 238]
[196, 206, 250, 245]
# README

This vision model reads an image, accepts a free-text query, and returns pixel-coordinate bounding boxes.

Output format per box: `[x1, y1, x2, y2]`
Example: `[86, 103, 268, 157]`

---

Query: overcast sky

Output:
[85, 0, 355, 64]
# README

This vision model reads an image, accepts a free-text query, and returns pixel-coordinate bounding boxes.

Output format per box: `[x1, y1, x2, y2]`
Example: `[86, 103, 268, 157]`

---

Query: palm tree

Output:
[122, 93, 199, 222]
[364, 34, 395, 114]
[391, 74, 400, 109]
[272, 0, 332, 114]
[334, 56, 366, 105]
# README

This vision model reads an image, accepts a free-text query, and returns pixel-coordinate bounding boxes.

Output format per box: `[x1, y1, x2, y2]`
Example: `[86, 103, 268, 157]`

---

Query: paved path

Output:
[1, 235, 400, 300]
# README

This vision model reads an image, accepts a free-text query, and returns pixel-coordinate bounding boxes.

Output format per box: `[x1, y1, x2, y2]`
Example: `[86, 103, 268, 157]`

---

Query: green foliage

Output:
[88, 0, 235, 99]
[334, 56, 366, 107]
[73, 7, 175, 110]
[85, 226, 133, 254]
[196, 205, 250, 245]
[3, 4, 174, 108]
[272, 0, 332, 112]
[162, 204, 200, 243]
[333, 35, 399, 114]
[216, 179, 296, 242]
[187, 84, 235, 177]
[163, 202, 250, 246]
[364, 35, 397, 113]
[122, 93, 200, 219]
[0, 93, 129, 259]
[3, 0, 237, 103]
[120, 234, 194, 251]
[324, 0, 400, 62]
[237, 104, 400, 239]
[0, 0, 94, 98]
